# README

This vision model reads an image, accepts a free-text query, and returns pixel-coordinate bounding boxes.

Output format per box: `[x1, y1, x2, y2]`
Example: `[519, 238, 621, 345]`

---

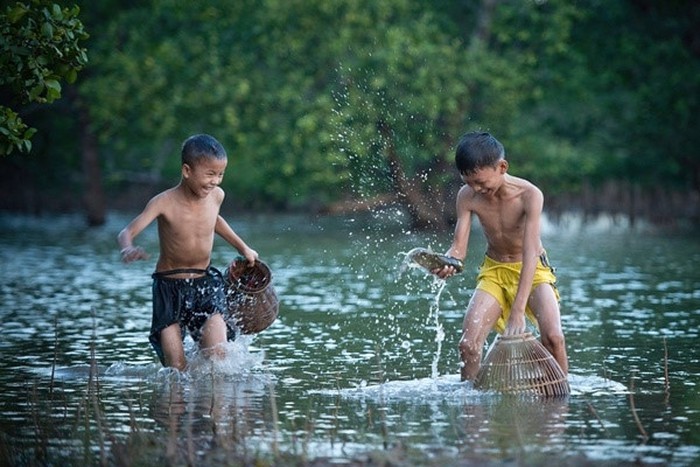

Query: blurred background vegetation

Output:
[1, 0, 698, 228]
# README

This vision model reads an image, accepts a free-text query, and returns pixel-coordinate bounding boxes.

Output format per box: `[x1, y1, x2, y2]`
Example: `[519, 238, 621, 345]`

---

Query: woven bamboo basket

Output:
[474, 333, 570, 397]
[223, 258, 279, 337]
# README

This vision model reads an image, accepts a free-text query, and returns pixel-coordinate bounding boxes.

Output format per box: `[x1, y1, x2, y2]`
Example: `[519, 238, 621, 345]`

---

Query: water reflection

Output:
[148, 370, 273, 463]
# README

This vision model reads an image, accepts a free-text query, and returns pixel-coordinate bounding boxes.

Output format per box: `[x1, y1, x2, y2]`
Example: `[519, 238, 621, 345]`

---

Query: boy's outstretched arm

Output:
[504, 187, 544, 335]
[117, 198, 160, 263]
[435, 187, 472, 279]
[215, 215, 258, 265]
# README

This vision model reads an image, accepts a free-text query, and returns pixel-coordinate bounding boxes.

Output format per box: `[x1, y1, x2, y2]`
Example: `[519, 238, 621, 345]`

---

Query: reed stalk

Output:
[126, 398, 139, 433]
[628, 373, 649, 443]
[375, 345, 388, 450]
[663, 337, 670, 404]
[269, 384, 280, 458]
[303, 398, 314, 462]
[50, 316, 58, 401]
[88, 314, 107, 466]
[30, 381, 48, 462]
[186, 393, 195, 467]
[585, 401, 608, 434]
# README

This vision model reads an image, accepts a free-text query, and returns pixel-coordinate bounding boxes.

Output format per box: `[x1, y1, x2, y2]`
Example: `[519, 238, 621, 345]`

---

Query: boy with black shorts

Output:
[118, 134, 257, 370]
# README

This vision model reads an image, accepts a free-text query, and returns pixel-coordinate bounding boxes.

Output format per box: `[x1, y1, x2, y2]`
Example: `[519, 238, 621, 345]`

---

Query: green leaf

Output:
[65, 68, 77, 83]
[41, 21, 54, 38]
[44, 79, 61, 92]
[45, 79, 62, 101]
[28, 83, 44, 101]
[7, 5, 29, 23]
[51, 4, 63, 21]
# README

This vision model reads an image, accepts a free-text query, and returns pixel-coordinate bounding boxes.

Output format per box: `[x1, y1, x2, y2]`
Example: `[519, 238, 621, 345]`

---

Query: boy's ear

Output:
[182, 163, 191, 178]
[499, 160, 509, 174]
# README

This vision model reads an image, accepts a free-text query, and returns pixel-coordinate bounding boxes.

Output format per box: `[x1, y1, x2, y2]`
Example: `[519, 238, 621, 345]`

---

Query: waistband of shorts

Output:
[483, 250, 549, 267]
[151, 265, 221, 280]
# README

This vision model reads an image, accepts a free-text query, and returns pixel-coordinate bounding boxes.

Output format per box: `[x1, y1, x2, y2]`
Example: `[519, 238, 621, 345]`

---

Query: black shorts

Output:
[149, 267, 226, 365]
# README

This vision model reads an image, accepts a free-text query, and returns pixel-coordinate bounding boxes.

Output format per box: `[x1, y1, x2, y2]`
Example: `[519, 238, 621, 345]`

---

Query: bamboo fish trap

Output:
[223, 258, 279, 337]
[474, 333, 570, 397]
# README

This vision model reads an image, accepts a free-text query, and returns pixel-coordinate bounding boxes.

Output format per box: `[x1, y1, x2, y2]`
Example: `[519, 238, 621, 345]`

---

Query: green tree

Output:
[0, 1, 88, 155]
[17, 0, 694, 226]
[82, 0, 570, 227]
[577, 1, 700, 192]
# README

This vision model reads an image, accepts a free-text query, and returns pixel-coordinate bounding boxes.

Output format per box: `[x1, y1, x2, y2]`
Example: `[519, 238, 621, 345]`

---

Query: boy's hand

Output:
[504, 309, 527, 336]
[433, 264, 457, 279]
[120, 246, 149, 263]
[242, 247, 258, 266]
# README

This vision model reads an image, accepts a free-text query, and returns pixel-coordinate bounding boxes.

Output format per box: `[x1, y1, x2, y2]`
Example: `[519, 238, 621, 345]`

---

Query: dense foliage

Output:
[0, 1, 88, 154]
[1, 0, 698, 224]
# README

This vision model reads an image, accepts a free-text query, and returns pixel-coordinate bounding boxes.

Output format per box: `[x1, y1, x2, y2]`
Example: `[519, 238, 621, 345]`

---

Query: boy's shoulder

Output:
[502, 174, 542, 195]
[213, 185, 225, 203]
[143, 186, 182, 213]
[507, 175, 544, 203]
[148, 186, 178, 203]
[508, 173, 538, 188]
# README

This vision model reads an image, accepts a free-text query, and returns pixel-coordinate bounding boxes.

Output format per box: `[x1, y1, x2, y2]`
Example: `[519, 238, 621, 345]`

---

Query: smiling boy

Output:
[434, 132, 568, 382]
[118, 134, 258, 370]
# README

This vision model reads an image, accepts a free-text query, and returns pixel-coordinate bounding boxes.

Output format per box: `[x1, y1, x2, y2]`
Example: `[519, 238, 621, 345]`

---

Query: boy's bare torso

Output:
[460, 174, 543, 263]
[154, 186, 223, 272]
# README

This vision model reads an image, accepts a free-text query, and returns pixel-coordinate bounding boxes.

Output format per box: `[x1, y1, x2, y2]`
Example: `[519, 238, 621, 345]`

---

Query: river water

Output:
[0, 211, 698, 465]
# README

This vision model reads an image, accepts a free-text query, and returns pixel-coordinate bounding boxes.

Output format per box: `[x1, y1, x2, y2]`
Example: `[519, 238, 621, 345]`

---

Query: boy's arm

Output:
[504, 187, 544, 335]
[117, 197, 160, 263]
[436, 187, 472, 278]
[215, 215, 258, 265]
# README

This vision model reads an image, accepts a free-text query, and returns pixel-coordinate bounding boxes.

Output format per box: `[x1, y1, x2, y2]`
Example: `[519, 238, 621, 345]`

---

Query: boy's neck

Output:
[175, 181, 207, 203]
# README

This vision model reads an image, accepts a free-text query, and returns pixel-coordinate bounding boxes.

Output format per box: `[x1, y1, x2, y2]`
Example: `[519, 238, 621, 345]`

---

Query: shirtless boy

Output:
[118, 134, 258, 370]
[434, 132, 568, 382]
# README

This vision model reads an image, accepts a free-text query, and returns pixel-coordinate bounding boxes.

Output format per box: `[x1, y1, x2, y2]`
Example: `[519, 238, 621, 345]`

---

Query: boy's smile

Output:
[461, 162, 507, 197]
[182, 158, 227, 198]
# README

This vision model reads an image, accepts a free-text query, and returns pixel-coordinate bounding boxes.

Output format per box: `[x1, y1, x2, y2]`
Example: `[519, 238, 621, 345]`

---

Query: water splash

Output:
[39, 335, 268, 385]
[396, 246, 452, 379]
[428, 279, 447, 379]
[186, 335, 265, 378]
[321, 374, 478, 404]
[313, 373, 628, 405]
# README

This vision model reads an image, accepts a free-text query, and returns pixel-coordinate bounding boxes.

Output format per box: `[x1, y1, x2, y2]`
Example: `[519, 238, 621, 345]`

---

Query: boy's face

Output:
[461, 160, 507, 196]
[182, 157, 227, 198]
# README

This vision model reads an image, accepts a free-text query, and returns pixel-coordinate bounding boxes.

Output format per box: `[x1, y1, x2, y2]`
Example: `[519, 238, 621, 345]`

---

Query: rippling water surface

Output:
[0, 212, 698, 465]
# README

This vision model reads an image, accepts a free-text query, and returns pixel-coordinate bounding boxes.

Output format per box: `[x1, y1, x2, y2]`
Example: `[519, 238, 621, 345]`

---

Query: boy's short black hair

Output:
[455, 132, 505, 175]
[181, 134, 227, 166]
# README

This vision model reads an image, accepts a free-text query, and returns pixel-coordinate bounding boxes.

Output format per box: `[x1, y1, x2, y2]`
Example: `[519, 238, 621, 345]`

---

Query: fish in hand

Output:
[405, 247, 464, 274]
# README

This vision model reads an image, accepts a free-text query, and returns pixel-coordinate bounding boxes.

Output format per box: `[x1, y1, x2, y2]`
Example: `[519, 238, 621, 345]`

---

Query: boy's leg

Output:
[200, 313, 228, 360]
[159, 323, 187, 371]
[529, 283, 568, 374]
[459, 290, 502, 382]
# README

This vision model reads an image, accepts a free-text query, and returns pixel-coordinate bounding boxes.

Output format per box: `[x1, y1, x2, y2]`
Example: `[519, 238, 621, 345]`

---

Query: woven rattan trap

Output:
[223, 258, 279, 336]
[474, 332, 570, 397]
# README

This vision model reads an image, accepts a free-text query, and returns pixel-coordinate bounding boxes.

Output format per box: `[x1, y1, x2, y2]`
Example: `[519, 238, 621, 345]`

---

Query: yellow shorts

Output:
[475, 253, 559, 334]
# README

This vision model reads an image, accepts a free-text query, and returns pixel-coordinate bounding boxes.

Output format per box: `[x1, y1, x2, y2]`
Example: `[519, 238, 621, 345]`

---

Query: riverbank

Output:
[1, 177, 698, 230]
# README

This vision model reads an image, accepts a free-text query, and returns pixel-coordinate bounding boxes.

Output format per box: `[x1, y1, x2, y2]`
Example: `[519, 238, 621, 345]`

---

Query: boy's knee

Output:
[165, 355, 187, 371]
[459, 337, 481, 359]
[541, 330, 565, 350]
[201, 312, 227, 346]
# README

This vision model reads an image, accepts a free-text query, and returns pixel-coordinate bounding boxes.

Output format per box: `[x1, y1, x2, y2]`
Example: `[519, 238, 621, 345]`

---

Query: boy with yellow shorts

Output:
[433, 132, 568, 382]
[475, 253, 559, 335]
